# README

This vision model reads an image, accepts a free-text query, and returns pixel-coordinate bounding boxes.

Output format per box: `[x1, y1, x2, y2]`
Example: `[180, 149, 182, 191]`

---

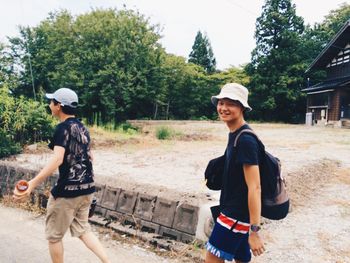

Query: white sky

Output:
[0, 0, 349, 69]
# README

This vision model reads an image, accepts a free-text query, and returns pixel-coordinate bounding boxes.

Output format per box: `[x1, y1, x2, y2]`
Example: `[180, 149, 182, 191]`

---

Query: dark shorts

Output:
[206, 213, 251, 262]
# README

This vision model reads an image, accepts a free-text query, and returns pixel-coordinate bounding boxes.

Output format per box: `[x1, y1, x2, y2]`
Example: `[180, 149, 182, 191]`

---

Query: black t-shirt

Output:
[48, 117, 95, 198]
[219, 124, 261, 222]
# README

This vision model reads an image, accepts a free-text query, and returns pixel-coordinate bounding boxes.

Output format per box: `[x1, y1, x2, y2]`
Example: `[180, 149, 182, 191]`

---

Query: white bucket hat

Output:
[211, 83, 252, 111]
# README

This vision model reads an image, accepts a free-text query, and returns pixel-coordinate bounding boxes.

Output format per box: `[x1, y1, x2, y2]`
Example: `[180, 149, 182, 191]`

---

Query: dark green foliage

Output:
[4, 8, 249, 123]
[0, 43, 18, 92]
[0, 130, 21, 158]
[9, 9, 164, 123]
[119, 122, 139, 133]
[188, 31, 216, 73]
[3, 5, 348, 124]
[246, 0, 306, 122]
[0, 86, 55, 157]
[311, 2, 350, 48]
[246, 1, 350, 122]
[302, 3, 350, 83]
[14, 97, 56, 143]
[155, 126, 172, 140]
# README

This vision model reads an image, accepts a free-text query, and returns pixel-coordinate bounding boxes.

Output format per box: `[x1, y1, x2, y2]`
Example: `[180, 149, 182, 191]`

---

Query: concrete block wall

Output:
[98, 183, 200, 243]
[0, 163, 210, 244]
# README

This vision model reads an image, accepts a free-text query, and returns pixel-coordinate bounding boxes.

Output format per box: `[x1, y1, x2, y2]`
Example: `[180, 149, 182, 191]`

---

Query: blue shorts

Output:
[206, 214, 251, 262]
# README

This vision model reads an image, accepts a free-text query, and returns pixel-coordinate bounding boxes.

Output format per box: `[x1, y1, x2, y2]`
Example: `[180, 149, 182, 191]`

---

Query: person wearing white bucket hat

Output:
[205, 83, 265, 262]
[211, 83, 252, 112]
[13, 88, 111, 263]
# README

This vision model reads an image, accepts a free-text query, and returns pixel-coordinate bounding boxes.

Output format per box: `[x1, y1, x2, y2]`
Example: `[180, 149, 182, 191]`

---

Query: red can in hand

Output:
[16, 180, 29, 192]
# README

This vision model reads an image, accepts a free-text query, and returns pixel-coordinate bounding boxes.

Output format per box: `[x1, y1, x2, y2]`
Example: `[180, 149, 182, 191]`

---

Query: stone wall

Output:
[0, 163, 212, 244]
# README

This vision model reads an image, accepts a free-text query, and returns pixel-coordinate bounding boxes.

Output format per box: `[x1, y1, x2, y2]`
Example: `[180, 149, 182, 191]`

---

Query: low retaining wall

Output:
[93, 184, 200, 243]
[0, 163, 214, 244]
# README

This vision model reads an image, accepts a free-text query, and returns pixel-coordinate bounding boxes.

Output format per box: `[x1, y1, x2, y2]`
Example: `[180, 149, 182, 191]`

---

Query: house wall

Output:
[327, 62, 350, 79]
[306, 88, 350, 122]
[306, 96, 326, 123]
[306, 90, 338, 122]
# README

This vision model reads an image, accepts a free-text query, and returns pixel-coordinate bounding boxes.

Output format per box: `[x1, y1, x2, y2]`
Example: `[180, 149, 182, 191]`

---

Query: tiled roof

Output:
[302, 75, 350, 92]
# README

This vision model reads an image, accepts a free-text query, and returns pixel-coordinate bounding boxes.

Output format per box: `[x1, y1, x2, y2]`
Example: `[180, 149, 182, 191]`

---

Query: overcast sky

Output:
[0, 0, 348, 69]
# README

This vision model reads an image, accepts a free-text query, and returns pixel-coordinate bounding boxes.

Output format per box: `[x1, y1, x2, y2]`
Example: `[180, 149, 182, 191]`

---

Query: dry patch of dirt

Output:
[334, 168, 350, 185]
[255, 162, 350, 263]
[285, 159, 340, 208]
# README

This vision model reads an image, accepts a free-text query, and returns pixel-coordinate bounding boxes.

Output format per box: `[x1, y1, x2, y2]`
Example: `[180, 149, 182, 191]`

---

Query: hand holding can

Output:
[16, 180, 29, 192]
[13, 180, 30, 200]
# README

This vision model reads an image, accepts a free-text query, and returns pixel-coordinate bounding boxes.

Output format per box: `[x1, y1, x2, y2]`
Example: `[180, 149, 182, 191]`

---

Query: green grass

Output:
[89, 121, 139, 135]
[155, 126, 173, 140]
[155, 126, 185, 140]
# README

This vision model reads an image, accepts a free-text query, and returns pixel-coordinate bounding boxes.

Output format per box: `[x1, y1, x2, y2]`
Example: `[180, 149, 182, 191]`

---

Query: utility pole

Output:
[28, 52, 36, 101]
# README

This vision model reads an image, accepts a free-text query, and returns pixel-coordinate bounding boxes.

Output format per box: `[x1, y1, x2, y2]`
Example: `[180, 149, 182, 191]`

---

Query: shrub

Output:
[0, 86, 56, 158]
[155, 126, 172, 140]
[14, 97, 56, 143]
[118, 122, 139, 134]
[0, 130, 21, 158]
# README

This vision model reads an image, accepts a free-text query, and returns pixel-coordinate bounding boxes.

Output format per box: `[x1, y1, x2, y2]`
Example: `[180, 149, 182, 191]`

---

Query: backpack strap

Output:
[233, 129, 265, 151]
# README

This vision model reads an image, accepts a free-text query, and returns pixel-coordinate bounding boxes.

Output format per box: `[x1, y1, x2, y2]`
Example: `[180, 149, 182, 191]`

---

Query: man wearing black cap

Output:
[14, 88, 110, 263]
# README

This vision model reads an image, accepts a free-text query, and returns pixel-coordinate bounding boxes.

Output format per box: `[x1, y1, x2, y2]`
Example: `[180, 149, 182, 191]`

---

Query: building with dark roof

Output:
[303, 19, 350, 128]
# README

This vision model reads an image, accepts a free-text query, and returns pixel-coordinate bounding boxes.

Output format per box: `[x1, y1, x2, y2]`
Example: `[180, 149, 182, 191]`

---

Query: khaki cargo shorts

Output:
[45, 194, 93, 242]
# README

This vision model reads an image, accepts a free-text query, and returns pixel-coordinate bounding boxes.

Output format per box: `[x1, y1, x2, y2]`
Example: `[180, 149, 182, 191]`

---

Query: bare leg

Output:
[205, 250, 225, 263]
[48, 240, 64, 263]
[79, 232, 111, 263]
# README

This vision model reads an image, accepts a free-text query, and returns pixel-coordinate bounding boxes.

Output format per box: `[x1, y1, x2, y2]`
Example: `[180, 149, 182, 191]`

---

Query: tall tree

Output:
[0, 42, 18, 90]
[302, 3, 350, 65]
[9, 9, 164, 123]
[302, 3, 350, 86]
[188, 31, 216, 73]
[246, 0, 306, 122]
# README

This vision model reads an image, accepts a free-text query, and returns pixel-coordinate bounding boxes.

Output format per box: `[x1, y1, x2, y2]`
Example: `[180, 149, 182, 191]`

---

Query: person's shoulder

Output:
[55, 120, 75, 135]
[238, 132, 259, 148]
[54, 121, 67, 131]
[70, 117, 85, 126]
[75, 119, 89, 132]
[64, 117, 83, 128]
[58, 120, 72, 130]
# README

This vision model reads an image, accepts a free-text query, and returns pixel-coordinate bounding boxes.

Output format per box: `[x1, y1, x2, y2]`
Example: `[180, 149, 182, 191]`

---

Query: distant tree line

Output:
[2, 9, 245, 124]
[1, 2, 350, 125]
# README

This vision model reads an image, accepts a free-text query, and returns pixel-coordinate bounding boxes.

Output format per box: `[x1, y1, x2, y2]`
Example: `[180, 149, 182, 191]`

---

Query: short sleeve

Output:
[236, 134, 260, 165]
[48, 123, 70, 150]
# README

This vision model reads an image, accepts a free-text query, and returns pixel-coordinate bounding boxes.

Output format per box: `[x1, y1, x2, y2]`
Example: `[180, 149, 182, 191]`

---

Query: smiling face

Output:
[49, 99, 61, 118]
[217, 98, 244, 125]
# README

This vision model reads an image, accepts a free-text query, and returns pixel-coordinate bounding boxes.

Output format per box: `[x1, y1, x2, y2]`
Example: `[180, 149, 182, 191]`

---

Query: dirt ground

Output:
[3, 121, 350, 262]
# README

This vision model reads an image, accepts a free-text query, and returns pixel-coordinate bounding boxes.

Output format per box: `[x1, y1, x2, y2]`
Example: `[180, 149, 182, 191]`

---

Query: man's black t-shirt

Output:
[48, 117, 95, 198]
[219, 124, 260, 222]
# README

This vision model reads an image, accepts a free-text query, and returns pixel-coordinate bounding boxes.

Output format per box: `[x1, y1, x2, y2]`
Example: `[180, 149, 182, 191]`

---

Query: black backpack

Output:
[204, 129, 290, 220]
